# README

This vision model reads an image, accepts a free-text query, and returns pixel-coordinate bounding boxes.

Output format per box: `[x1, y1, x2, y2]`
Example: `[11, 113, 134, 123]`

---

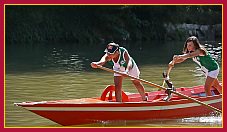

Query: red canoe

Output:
[15, 85, 222, 126]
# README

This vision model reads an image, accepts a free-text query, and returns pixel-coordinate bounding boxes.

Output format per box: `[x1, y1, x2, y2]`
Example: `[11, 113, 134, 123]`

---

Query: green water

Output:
[5, 41, 222, 127]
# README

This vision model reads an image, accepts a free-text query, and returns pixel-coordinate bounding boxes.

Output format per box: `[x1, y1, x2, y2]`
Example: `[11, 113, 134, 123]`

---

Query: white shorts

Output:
[113, 63, 140, 79]
[201, 66, 219, 79]
[207, 68, 220, 78]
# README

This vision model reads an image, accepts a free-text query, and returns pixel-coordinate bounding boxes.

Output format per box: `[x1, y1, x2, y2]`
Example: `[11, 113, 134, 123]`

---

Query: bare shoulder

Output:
[198, 48, 207, 56]
[104, 54, 111, 61]
[123, 48, 130, 58]
[188, 49, 206, 57]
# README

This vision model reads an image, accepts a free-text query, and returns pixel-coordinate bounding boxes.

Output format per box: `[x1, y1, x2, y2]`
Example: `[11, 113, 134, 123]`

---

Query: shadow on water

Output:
[5, 41, 222, 127]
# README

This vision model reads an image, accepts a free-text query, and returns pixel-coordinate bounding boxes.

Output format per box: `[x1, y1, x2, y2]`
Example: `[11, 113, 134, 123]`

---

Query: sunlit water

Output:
[5, 41, 222, 127]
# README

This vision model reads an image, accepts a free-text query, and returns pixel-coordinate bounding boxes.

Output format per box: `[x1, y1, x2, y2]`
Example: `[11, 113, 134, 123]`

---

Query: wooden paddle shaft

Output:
[96, 65, 222, 114]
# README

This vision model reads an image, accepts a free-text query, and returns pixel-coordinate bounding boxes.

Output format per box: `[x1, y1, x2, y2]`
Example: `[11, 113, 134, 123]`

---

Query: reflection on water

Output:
[5, 41, 222, 127]
[180, 116, 222, 127]
[204, 42, 222, 63]
[43, 48, 85, 73]
[78, 115, 222, 127]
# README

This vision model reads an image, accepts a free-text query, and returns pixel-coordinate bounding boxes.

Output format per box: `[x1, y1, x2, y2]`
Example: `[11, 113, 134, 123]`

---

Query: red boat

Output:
[15, 85, 222, 126]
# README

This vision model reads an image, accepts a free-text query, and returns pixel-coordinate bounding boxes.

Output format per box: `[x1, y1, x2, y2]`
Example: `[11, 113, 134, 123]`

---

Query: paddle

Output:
[160, 60, 174, 89]
[96, 65, 222, 114]
[162, 71, 176, 101]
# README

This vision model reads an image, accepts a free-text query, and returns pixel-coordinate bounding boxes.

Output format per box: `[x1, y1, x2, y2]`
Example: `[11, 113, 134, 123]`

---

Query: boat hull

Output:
[15, 85, 222, 126]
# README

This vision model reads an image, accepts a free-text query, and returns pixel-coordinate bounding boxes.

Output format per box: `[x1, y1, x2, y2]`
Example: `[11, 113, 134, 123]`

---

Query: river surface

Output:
[5, 41, 222, 127]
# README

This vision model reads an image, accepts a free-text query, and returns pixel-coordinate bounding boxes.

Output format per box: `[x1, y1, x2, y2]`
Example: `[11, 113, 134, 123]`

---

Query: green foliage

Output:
[6, 5, 222, 45]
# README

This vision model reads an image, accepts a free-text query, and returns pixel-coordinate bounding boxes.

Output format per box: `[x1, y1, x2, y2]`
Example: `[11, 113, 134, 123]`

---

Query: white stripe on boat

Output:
[23, 98, 221, 111]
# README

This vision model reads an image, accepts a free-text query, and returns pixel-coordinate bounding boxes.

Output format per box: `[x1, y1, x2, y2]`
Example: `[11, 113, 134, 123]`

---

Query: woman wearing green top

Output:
[91, 42, 147, 102]
[168, 36, 222, 96]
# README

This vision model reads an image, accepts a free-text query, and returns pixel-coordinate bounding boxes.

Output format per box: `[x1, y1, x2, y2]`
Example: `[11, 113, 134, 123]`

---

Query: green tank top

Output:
[108, 47, 135, 69]
[192, 52, 219, 72]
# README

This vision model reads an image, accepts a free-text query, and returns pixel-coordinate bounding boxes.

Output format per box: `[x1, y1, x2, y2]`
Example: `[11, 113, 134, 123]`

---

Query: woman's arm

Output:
[173, 57, 187, 64]
[168, 55, 187, 73]
[91, 54, 110, 68]
[171, 49, 203, 65]
[178, 49, 202, 59]
[166, 57, 186, 78]
[167, 49, 203, 77]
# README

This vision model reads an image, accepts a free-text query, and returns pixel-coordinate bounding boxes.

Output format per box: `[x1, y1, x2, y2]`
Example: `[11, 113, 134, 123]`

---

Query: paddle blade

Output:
[162, 71, 173, 88]
[162, 71, 176, 101]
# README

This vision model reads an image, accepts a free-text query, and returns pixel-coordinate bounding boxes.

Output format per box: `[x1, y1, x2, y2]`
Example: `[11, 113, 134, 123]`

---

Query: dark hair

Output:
[182, 36, 206, 54]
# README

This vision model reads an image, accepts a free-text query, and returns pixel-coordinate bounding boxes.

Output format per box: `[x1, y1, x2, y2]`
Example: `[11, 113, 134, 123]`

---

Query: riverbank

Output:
[6, 5, 222, 45]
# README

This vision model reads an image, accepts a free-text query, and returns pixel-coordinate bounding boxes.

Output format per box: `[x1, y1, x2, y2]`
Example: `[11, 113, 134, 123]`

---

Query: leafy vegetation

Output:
[6, 5, 222, 45]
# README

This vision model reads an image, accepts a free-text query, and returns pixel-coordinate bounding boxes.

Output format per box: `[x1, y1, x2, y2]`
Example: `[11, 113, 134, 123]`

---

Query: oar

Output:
[96, 65, 222, 114]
